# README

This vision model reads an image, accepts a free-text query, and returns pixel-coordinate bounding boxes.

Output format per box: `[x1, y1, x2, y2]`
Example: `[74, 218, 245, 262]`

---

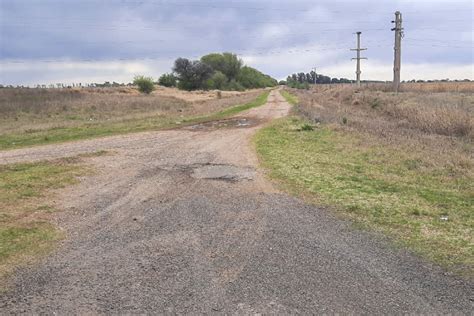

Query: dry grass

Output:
[400, 82, 474, 93]
[0, 87, 262, 135]
[293, 85, 473, 159]
[328, 81, 474, 93]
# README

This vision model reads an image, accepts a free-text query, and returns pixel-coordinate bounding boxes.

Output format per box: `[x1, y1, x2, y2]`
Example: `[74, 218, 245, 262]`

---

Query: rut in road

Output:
[0, 90, 472, 314]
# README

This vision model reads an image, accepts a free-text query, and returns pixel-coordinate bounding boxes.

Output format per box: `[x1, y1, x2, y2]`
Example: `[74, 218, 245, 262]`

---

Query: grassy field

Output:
[255, 86, 473, 276]
[0, 153, 107, 283]
[0, 88, 268, 150]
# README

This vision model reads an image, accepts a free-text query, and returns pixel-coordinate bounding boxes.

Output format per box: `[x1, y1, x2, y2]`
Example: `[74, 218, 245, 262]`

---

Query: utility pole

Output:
[351, 32, 367, 87]
[392, 11, 403, 92]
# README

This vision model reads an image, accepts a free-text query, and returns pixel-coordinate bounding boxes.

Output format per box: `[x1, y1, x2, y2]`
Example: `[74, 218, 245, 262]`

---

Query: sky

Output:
[0, 0, 473, 85]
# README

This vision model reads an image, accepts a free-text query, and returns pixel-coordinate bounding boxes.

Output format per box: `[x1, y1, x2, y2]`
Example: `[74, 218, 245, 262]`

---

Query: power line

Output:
[1, 40, 470, 66]
[0, 44, 388, 64]
[404, 38, 474, 45]
[5, 23, 390, 33]
[3, 21, 466, 36]
[6, 15, 472, 24]
[3, 0, 472, 14]
[405, 43, 474, 49]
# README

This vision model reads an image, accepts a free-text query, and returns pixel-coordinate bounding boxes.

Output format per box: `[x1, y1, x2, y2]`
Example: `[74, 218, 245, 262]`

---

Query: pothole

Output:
[153, 163, 256, 182]
[191, 164, 255, 182]
[185, 118, 257, 131]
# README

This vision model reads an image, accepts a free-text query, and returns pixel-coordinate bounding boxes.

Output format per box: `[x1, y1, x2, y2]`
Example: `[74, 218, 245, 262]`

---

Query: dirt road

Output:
[0, 90, 472, 313]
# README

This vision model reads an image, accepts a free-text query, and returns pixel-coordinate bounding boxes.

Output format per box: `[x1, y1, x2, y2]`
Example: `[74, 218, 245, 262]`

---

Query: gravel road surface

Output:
[0, 90, 472, 314]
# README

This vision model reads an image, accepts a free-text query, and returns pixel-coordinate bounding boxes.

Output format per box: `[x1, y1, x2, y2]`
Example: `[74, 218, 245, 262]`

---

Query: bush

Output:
[300, 123, 314, 131]
[133, 75, 155, 94]
[287, 80, 310, 90]
[237, 66, 278, 89]
[205, 71, 228, 90]
[158, 73, 177, 87]
[224, 80, 245, 91]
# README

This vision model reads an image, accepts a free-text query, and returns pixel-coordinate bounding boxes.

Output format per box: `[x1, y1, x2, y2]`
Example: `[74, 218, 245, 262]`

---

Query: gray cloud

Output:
[1, 0, 472, 85]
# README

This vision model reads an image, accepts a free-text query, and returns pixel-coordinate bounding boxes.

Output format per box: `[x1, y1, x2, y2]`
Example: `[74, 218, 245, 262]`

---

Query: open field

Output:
[0, 87, 266, 150]
[255, 86, 473, 276]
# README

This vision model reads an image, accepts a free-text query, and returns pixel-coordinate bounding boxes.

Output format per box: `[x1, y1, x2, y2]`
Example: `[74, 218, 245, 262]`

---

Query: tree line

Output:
[283, 70, 353, 89]
[158, 52, 278, 91]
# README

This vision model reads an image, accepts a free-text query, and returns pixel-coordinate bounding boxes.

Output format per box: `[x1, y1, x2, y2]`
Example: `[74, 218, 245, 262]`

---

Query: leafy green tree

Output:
[173, 58, 213, 91]
[201, 53, 242, 81]
[133, 75, 155, 94]
[237, 66, 277, 89]
[317, 75, 331, 84]
[298, 73, 306, 83]
[309, 70, 317, 84]
[224, 79, 245, 91]
[172, 53, 277, 91]
[205, 71, 228, 90]
[158, 73, 177, 87]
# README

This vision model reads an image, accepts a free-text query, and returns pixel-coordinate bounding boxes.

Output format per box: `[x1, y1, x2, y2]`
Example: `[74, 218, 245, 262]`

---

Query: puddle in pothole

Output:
[191, 164, 255, 182]
[185, 118, 257, 131]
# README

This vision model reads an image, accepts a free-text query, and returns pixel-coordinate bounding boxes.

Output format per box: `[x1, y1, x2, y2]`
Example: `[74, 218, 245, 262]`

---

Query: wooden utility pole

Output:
[351, 32, 367, 87]
[392, 11, 403, 92]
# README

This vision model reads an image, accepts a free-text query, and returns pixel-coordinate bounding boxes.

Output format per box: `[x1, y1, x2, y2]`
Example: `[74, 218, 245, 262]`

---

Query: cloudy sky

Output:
[0, 0, 472, 85]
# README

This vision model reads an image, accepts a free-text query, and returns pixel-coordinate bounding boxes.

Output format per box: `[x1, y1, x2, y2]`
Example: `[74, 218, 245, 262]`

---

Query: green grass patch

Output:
[0, 92, 270, 151]
[280, 90, 299, 105]
[0, 116, 178, 151]
[0, 157, 90, 281]
[209, 90, 270, 119]
[254, 117, 474, 276]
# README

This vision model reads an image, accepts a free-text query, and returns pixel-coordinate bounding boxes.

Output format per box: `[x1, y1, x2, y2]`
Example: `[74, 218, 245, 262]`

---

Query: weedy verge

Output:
[0, 151, 108, 284]
[255, 88, 473, 277]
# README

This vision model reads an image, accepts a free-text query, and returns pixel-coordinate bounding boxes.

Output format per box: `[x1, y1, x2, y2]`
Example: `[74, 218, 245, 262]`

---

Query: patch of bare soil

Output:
[153, 86, 264, 103]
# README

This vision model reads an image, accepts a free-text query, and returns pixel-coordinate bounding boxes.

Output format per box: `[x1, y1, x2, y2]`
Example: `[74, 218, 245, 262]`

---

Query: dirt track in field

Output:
[0, 90, 472, 314]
